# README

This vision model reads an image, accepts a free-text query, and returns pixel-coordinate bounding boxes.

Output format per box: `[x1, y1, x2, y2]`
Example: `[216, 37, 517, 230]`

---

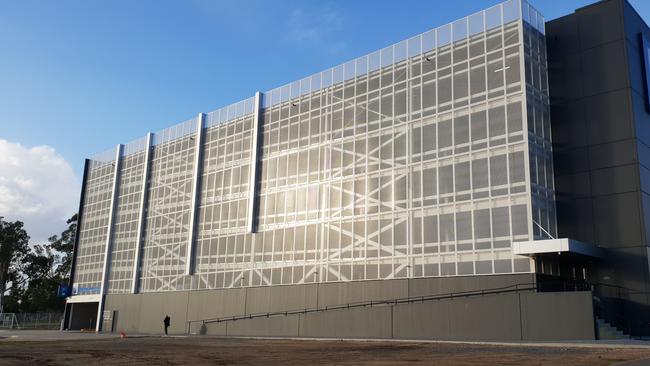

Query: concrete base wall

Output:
[103, 274, 596, 341]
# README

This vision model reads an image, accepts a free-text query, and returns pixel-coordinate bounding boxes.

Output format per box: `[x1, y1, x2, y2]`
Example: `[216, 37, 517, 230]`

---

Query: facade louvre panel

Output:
[106, 150, 146, 294]
[72, 0, 557, 310]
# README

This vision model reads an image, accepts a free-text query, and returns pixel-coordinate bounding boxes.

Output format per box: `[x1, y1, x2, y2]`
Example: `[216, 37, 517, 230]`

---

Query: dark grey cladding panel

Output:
[549, 103, 587, 151]
[593, 191, 644, 248]
[602, 244, 650, 291]
[548, 0, 650, 314]
[553, 147, 589, 175]
[632, 77, 650, 146]
[546, 15, 580, 58]
[546, 16, 583, 103]
[643, 192, 650, 240]
[622, 0, 650, 149]
[555, 171, 591, 200]
[581, 40, 630, 96]
[555, 198, 595, 244]
[590, 164, 639, 196]
[547, 53, 583, 103]
[640, 164, 650, 194]
[589, 139, 638, 171]
[576, 0, 625, 50]
[623, 0, 650, 257]
[639, 140, 650, 171]
[624, 0, 650, 51]
[584, 89, 635, 145]
[625, 34, 647, 99]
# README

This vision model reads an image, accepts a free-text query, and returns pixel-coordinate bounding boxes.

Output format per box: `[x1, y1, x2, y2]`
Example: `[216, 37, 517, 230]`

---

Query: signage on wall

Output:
[57, 284, 71, 298]
[640, 33, 650, 113]
[75, 286, 100, 295]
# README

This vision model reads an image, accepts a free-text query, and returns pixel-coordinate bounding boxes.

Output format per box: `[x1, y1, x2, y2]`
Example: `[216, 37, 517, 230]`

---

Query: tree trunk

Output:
[0, 261, 8, 313]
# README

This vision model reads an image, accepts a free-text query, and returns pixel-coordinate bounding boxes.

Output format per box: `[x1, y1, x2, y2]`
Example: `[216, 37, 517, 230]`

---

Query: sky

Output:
[1, 0, 649, 243]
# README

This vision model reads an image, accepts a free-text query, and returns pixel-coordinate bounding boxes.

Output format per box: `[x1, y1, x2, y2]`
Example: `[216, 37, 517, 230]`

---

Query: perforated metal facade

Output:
[73, 158, 115, 295]
[71, 0, 554, 298]
[107, 151, 146, 293]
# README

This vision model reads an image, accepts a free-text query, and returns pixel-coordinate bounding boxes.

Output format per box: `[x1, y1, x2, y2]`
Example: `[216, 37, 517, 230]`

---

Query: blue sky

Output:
[1, 0, 649, 242]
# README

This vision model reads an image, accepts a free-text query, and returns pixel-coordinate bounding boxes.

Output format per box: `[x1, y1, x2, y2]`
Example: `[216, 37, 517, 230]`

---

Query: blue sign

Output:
[76, 286, 100, 295]
[57, 284, 72, 298]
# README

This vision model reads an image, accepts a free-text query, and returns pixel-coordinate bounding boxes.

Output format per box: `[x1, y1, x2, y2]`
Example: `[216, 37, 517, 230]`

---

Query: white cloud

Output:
[0, 139, 78, 244]
[285, 6, 347, 53]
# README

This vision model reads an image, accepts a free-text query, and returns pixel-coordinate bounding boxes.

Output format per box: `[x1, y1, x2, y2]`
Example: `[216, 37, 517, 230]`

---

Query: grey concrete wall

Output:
[196, 291, 593, 341]
[227, 316, 299, 337]
[187, 288, 246, 322]
[106, 291, 190, 334]
[519, 291, 595, 340]
[104, 274, 594, 340]
[244, 284, 317, 314]
[105, 294, 141, 333]
[317, 279, 408, 308]
[299, 306, 392, 339]
[105, 274, 529, 334]
[393, 293, 523, 341]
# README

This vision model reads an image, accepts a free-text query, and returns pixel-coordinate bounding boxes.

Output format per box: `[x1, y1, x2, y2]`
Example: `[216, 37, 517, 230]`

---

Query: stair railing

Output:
[186, 281, 589, 335]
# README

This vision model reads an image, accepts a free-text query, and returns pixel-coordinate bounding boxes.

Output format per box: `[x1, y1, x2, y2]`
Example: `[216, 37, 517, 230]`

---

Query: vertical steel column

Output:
[131, 132, 154, 294]
[247, 91, 263, 233]
[186, 113, 206, 275]
[63, 158, 90, 329]
[66, 303, 75, 330]
[96, 144, 123, 332]
[518, 11, 536, 246]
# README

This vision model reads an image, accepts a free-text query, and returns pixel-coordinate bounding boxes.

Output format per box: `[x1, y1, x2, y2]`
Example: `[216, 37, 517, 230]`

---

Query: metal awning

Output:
[66, 294, 101, 303]
[512, 238, 604, 259]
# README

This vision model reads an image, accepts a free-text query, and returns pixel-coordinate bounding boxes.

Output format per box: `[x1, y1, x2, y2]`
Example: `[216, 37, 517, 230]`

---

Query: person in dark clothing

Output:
[163, 315, 170, 336]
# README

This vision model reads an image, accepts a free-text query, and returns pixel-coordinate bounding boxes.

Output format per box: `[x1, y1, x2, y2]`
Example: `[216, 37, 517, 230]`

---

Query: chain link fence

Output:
[0, 313, 64, 330]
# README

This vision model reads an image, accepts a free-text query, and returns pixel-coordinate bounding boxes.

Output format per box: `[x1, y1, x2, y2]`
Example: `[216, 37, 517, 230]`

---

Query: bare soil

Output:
[0, 337, 649, 365]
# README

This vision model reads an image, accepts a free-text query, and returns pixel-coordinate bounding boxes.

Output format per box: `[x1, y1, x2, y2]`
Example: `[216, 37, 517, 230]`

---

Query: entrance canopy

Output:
[513, 238, 604, 259]
[66, 294, 100, 304]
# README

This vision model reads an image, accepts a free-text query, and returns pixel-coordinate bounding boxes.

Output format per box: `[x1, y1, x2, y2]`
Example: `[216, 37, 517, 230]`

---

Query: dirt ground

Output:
[0, 336, 649, 365]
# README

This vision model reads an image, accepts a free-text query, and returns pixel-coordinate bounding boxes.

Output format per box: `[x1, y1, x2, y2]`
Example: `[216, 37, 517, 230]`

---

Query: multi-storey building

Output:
[65, 0, 650, 340]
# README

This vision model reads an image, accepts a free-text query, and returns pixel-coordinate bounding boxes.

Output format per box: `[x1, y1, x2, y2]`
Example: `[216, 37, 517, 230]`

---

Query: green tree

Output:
[47, 214, 76, 280]
[0, 218, 30, 313]
[14, 215, 77, 313]
[19, 245, 64, 312]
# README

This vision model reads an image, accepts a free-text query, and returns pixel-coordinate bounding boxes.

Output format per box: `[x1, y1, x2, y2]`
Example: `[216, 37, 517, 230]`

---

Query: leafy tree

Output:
[2, 287, 24, 313]
[19, 245, 64, 312]
[15, 215, 77, 313]
[0, 218, 30, 313]
[1, 265, 27, 313]
[47, 214, 76, 280]
[0, 215, 76, 313]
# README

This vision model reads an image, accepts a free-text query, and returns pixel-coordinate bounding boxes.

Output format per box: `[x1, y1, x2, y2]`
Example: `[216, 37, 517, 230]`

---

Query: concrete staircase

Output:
[596, 317, 628, 339]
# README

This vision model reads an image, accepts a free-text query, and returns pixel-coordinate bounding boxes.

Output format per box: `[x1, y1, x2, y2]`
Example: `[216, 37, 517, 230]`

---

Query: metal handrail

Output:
[183, 280, 650, 336]
[186, 282, 560, 334]
[593, 296, 633, 335]
[590, 283, 650, 338]
[591, 282, 650, 297]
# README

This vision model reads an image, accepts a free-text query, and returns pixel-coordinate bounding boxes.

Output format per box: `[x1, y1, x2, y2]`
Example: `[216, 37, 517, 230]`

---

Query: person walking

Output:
[163, 315, 170, 336]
